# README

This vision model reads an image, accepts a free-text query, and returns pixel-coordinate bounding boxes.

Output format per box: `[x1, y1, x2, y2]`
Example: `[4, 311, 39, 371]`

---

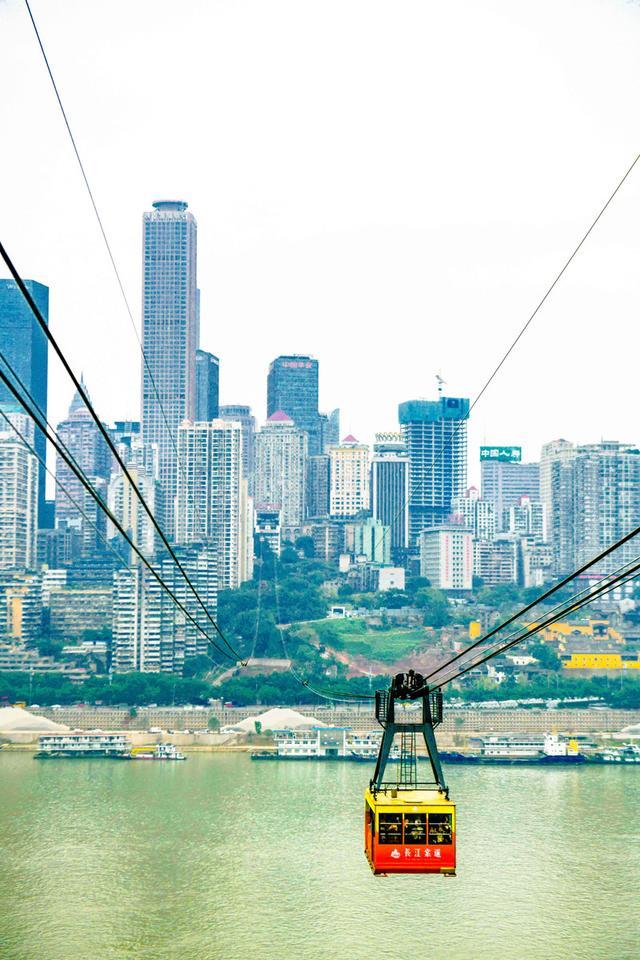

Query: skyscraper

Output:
[399, 397, 469, 547]
[55, 381, 111, 556]
[307, 454, 330, 519]
[267, 355, 321, 455]
[141, 200, 198, 538]
[219, 405, 256, 485]
[329, 436, 370, 518]
[371, 432, 409, 563]
[254, 411, 308, 529]
[0, 412, 38, 570]
[0, 279, 49, 523]
[195, 349, 219, 420]
[319, 408, 340, 452]
[174, 419, 249, 589]
[480, 446, 540, 531]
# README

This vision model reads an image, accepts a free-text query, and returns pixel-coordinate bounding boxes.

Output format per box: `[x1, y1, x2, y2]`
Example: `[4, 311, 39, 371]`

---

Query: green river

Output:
[0, 752, 638, 960]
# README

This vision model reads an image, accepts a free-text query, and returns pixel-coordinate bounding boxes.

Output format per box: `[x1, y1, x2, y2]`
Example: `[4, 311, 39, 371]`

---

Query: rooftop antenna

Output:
[436, 372, 446, 396]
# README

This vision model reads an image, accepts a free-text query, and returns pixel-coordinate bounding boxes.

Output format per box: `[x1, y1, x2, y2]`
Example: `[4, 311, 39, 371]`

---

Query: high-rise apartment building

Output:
[219, 405, 256, 484]
[195, 349, 220, 421]
[451, 486, 496, 541]
[540, 439, 575, 543]
[0, 570, 42, 641]
[571, 442, 640, 575]
[473, 536, 518, 586]
[506, 495, 545, 541]
[399, 397, 469, 547]
[55, 382, 111, 556]
[0, 412, 38, 570]
[107, 466, 157, 558]
[267, 355, 321, 455]
[0, 279, 49, 523]
[544, 440, 640, 577]
[480, 447, 540, 532]
[329, 436, 370, 518]
[141, 200, 198, 538]
[175, 419, 249, 589]
[112, 546, 217, 674]
[254, 412, 307, 529]
[371, 432, 409, 563]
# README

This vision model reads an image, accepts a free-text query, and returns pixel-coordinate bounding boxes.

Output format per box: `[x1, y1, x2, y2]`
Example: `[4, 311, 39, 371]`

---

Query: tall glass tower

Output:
[371, 432, 409, 564]
[399, 396, 469, 549]
[195, 349, 219, 420]
[0, 279, 49, 525]
[141, 201, 198, 538]
[267, 354, 321, 455]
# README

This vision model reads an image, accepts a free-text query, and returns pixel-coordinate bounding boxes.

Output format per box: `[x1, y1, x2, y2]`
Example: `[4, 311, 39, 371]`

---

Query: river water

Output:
[0, 752, 638, 960]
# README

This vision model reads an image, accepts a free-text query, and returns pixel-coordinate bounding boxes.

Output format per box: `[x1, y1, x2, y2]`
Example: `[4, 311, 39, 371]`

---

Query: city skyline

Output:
[2, 1, 640, 476]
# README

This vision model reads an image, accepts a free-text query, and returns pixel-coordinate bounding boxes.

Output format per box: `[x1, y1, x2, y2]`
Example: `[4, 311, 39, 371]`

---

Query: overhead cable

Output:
[0, 363, 231, 664]
[434, 560, 640, 688]
[0, 237, 243, 664]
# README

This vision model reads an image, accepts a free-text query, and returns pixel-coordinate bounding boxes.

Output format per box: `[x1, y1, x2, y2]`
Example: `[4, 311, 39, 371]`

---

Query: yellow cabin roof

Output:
[365, 788, 454, 809]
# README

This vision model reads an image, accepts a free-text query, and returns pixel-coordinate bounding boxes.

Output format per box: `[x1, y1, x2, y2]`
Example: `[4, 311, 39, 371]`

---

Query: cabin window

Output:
[428, 813, 452, 845]
[378, 813, 403, 844]
[404, 813, 427, 844]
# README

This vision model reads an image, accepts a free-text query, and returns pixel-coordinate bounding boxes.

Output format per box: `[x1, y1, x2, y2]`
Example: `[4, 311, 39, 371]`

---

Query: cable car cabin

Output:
[365, 672, 455, 876]
[364, 787, 456, 875]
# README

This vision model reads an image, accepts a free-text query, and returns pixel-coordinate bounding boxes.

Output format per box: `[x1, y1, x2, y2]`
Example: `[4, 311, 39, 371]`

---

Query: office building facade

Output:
[55, 382, 111, 556]
[267, 355, 321, 456]
[307, 454, 330, 519]
[195, 349, 220, 421]
[0, 279, 49, 523]
[419, 523, 473, 591]
[399, 397, 469, 547]
[371, 433, 409, 563]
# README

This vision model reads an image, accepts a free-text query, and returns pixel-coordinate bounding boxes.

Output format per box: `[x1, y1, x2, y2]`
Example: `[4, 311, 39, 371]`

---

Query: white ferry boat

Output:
[35, 732, 131, 758]
[347, 732, 401, 762]
[130, 743, 186, 761]
[251, 728, 402, 761]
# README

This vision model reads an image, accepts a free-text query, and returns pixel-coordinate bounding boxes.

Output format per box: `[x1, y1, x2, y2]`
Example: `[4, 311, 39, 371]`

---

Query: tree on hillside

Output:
[295, 535, 315, 558]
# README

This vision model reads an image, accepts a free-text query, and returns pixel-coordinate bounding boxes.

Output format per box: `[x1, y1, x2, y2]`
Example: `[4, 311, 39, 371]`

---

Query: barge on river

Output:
[440, 733, 587, 764]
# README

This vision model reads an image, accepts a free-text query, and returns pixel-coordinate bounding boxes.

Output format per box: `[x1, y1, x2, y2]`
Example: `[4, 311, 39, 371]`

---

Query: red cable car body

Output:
[364, 788, 456, 875]
[364, 672, 456, 876]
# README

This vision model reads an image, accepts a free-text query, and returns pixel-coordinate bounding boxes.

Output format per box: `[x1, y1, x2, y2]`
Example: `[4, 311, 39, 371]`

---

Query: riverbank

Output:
[22, 703, 640, 735]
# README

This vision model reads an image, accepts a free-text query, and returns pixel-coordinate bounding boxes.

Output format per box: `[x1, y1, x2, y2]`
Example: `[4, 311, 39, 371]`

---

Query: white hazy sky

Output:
[1, 0, 640, 485]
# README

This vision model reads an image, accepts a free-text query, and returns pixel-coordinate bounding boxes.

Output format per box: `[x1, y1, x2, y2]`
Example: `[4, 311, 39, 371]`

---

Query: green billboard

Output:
[480, 446, 522, 463]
